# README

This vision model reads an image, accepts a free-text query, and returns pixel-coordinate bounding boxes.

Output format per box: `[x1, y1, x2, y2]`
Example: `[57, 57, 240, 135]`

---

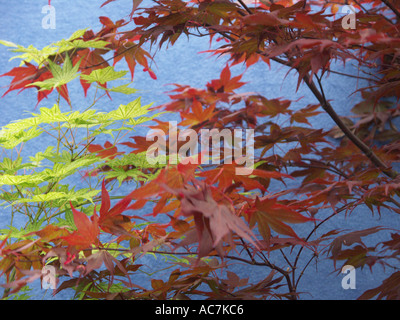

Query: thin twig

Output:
[295, 253, 317, 288]
[257, 251, 297, 300]
[292, 201, 357, 286]
[328, 69, 376, 83]
[237, 0, 253, 14]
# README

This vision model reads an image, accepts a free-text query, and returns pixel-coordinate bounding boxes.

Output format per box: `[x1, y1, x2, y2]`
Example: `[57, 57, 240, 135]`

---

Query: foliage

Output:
[0, 0, 400, 300]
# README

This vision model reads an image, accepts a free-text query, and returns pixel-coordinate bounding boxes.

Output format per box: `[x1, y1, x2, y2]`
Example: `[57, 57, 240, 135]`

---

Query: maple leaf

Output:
[249, 197, 314, 246]
[326, 227, 387, 268]
[120, 135, 156, 154]
[242, 12, 289, 27]
[162, 182, 259, 258]
[179, 98, 216, 126]
[28, 54, 80, 104]
[358, 271, 400, 300]
[80, 66, 127, 84]
[62, 203, 100, 250]
[35, 54, 80, 89]
[88, 141, 123, 159]
[113, 42, 155, 80]
[1, 269, 44, 295]
[0, 62, 54, 106]
[0, 62, 38, 97]
[98, 180, 132, 235]
[97, 16, 128, 39]
[84, 250, 127, 278]
[127, 162, 199, 216]
[74, 48, 109, 96]
[29, 225, 69, 243]
[206, 64, 246, 94]
[200, 164, 292, 191]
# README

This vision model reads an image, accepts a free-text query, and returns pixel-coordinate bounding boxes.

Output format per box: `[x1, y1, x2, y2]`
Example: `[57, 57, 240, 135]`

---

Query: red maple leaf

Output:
[200, 164, 293, 192]
[248, 197, 314, 247]
[62, 203, 100, 250]
[87, 141, 123, 159]
[74, 48, 110, 97]
[98, 180, 132, 235]
[162, 182, 259, 258]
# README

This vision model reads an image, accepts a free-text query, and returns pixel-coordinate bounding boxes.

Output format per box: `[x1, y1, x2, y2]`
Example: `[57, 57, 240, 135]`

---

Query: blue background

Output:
[0, 0, 399, 300]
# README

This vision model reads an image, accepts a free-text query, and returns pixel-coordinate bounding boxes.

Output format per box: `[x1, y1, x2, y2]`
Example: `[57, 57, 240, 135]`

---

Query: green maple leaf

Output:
[107, 97, 152, 121]
[28, 54, 81, 91]
[80, 66, 128, 84]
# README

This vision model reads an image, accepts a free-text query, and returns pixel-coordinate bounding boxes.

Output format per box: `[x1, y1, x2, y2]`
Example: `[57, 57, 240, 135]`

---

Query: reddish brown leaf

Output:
[163, 182, 259, 258]
[249, 197, 314, 246]
[62, 203, 100, 250]
[98, 180, 132, 235]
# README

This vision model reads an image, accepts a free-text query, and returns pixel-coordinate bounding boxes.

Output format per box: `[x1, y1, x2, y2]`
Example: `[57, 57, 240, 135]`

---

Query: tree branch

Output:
[380, 0, 400, 22]
[237, 0, 253, 14]
[310, 74, 398, 179]
[214, 6, 399, 180]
